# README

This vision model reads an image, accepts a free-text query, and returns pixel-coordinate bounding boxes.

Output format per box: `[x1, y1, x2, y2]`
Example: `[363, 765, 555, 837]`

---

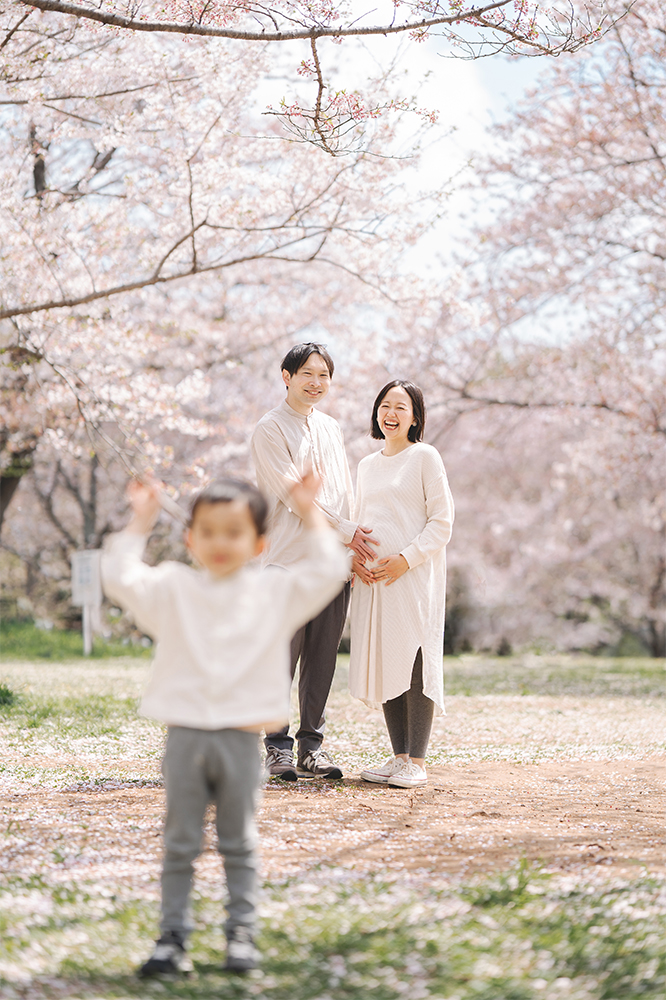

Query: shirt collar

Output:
[279, 399, 314, 422]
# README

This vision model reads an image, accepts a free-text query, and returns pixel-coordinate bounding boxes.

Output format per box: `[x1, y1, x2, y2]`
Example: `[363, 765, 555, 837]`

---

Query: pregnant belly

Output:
[361, 515, 421, 566]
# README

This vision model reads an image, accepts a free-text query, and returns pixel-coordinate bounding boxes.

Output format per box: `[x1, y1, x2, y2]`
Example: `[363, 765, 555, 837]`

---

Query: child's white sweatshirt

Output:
[101, 527, 349, 731]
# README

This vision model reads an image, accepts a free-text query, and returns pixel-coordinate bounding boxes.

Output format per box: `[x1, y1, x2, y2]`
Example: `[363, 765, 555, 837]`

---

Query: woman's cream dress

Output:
[349, 443, 454, 713]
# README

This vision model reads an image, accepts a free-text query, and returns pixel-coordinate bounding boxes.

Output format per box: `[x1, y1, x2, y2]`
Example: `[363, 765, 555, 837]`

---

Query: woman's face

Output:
[377, 386, 415, 444]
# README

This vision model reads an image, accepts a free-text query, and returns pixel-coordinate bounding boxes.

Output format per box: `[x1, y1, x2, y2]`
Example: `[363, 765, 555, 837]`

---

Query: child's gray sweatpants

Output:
[160, 726, 262, 939]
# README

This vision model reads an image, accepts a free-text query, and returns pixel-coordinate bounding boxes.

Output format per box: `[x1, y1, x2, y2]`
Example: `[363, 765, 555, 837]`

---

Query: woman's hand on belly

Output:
[352, 555, 375, 586]
[371, 554, 409, 586]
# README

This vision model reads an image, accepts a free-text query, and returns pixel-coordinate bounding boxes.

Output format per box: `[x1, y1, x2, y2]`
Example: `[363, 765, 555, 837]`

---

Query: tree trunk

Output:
[648, 620, 666, 659]
[0, 449, 35, 534]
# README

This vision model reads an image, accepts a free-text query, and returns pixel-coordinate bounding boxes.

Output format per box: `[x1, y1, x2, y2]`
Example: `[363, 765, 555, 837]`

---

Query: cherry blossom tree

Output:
[0, 0, 629, 640]
[387, 0, 666, 655]
[0, 7, 437, 624]
[0, 16, 427, 450]
[2, 0, 610, 155]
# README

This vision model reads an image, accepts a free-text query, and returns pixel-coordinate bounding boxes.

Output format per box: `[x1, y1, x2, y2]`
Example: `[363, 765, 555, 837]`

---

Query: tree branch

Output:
[1, 9, 32, 49]
[33, 466, 79, 549]
[440, 384, 666, 436]
[0, 224, 368, 318]
[17, 0, 580, 49]
[309, 35, 334, 156]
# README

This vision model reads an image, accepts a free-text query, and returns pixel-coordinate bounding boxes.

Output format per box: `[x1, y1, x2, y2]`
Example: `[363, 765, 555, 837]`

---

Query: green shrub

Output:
[0, 682, 14, 705]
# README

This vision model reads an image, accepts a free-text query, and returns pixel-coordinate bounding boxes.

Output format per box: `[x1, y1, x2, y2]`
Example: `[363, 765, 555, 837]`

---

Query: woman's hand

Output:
[371, 554, 409, 586]
[352, 555, 374, 586]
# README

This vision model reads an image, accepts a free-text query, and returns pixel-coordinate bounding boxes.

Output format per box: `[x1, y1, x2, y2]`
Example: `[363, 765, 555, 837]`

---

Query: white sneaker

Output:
[388, 760, 427, 788]
[360, 756, 406, 784]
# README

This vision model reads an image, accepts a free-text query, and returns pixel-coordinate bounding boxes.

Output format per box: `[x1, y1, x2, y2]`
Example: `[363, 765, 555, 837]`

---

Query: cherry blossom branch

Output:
[613, 19, 666, 176]
[308, 35, 334, 155]
[17, 0, 598, 52]
[0, 8, 32, 49]
[439, 383, 666, 436]
[0, 229, 359, 318]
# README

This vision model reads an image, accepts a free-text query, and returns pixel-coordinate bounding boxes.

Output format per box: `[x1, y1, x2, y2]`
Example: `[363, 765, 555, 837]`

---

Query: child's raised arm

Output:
[288, 469, 328, 532]
[126, 478, 163, 535]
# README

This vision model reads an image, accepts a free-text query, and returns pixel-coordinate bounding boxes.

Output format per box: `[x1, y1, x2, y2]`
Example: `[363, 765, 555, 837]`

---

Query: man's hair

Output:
[371, 380, 426, 443]
[280, 342, 335, 378]
[188, 478, 269, 536]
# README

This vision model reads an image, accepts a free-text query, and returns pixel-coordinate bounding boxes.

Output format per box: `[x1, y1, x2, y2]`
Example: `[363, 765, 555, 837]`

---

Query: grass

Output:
[1, 654, 665, 997]
[441, 654, 666, 700]
[1, 865, 665, 998]
[1, 690, 139, 735]
[0, 618, 152, 661]
[1, 654, 664, 779]
[0, 658, 161, 786]
[333, 653, 666, 700]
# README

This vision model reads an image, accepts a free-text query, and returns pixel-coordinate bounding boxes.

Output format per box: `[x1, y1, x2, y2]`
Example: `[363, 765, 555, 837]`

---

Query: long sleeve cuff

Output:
[400, 543, 424, 570]
[337, 517, 358, 546]
[103, 530, 149, 558]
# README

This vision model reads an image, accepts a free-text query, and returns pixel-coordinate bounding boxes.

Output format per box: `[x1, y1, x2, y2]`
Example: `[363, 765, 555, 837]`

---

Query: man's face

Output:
[186, 500, 265, 579]
[282, 353, 331, 413]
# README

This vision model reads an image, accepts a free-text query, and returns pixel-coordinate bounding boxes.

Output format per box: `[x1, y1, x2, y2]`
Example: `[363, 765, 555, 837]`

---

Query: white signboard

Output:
[71, 550, 102, 656]
[71, 550, 102, 608]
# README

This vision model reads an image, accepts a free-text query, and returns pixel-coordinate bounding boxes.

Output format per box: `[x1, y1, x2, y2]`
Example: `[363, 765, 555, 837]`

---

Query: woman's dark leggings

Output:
[381, 649, 434, 760]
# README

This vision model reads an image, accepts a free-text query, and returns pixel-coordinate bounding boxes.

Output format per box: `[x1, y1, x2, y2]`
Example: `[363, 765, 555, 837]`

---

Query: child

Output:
[101, 473, 349, 975]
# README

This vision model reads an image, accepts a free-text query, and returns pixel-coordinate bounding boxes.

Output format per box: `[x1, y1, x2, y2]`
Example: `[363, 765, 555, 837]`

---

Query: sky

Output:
[382, 39, 546, 273]
[253, 25, 552, 329]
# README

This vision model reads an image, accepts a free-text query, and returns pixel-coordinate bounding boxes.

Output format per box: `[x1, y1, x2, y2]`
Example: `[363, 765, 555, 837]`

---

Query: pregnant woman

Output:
[349, 380, 454, 788]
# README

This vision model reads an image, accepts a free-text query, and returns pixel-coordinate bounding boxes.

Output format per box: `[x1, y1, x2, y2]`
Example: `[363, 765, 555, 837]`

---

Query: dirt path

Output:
[3, 757, 664, 892]
[259, 758, 666, 879]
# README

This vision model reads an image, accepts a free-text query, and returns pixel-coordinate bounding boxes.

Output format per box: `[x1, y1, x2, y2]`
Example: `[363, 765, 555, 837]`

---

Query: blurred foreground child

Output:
[101, 473, 348, 975]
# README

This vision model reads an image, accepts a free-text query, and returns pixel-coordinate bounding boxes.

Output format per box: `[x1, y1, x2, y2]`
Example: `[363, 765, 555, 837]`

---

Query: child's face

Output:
[186, 501, 265, 579]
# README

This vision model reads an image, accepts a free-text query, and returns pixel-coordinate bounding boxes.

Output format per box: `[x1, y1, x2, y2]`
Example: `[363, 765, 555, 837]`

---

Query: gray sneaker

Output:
[297, 747, 343, 779]
[224, 924, 259, 973]
[265, 745, 298, 781]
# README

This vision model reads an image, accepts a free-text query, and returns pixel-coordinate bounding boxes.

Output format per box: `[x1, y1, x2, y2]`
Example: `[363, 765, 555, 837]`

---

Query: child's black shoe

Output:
[224, 925, 259, 973]
[138, 930, 191, 977]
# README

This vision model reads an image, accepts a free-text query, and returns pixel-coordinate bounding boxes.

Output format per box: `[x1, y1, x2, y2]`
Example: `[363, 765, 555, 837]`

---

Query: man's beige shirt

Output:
[251, 399, 357, 568]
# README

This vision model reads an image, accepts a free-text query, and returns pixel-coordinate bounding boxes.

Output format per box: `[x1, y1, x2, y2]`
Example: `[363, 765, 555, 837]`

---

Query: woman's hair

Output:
[188, 478, 269, 536]
[280, 342, 335, 378]
[371, 380, 426, 443]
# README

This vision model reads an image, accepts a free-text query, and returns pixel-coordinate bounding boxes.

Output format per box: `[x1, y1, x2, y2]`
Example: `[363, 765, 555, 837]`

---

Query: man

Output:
[251, 343, 377, 780]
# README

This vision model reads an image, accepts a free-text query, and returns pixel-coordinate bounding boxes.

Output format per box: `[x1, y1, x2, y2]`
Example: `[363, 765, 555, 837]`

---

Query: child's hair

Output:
[281, 342, 335, 378]
[188, 478, 269, 535]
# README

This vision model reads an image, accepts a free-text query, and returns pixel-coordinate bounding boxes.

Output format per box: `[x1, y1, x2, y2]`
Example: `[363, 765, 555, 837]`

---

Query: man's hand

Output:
[351, 555, 374, 585]
[126, 478, 162, 534]
[348, 525, 379, 562]
[371, 553, 409, 586]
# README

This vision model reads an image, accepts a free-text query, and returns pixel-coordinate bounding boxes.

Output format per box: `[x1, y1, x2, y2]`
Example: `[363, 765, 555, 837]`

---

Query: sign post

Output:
[71, 550, 102, 656]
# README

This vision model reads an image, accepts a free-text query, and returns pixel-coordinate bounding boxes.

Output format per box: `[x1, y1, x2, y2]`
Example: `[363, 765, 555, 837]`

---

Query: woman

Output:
[349, 380, 454, 788]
